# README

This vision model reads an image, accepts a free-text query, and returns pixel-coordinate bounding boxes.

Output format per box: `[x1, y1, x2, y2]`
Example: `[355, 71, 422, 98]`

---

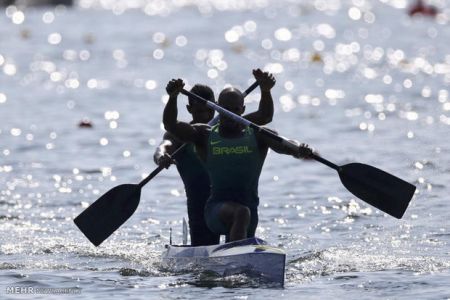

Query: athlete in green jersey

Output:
[163, 78, 312, 242]
[154, 69, 276, 245]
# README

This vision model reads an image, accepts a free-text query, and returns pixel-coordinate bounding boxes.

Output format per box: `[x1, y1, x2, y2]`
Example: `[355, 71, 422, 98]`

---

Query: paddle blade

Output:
[74, 184, 141, 246]
[338, 163, 416, 219]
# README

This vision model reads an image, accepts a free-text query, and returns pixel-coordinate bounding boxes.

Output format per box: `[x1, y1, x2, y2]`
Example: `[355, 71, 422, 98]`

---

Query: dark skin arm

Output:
[163, 79, 202, 143]
[243, 69, 275, 125]
[256, 127, 313, 159]
[162, 78, 209, 160]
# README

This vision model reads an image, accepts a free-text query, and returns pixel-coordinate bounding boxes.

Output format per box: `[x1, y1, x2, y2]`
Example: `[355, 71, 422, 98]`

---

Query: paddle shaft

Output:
[177, 90, 409, 179]
[311, 153, 340, 171]
[138, 81, 260, 188]
[181, 88, 416, 219]
[179, 89, 412, 178]
[181, 88, 334, 166]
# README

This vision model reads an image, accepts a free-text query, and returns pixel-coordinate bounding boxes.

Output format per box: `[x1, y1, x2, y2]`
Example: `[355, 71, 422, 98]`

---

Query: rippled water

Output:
[1, 0, 450, 299]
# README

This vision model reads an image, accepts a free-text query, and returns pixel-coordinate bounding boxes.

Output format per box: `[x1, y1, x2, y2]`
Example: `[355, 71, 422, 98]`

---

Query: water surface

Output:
[1, 0, 449, 299]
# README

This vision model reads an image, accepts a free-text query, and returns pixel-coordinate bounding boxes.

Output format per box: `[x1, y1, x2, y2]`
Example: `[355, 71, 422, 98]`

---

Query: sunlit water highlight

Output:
[1, 0, 449, 299]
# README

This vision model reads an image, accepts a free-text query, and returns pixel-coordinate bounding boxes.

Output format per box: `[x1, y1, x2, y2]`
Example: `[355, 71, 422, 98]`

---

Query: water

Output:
[1, 0, 450, 298]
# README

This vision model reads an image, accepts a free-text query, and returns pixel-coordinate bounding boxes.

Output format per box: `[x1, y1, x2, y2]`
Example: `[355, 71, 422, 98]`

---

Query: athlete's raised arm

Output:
[243, 69, 275, 125]
[163, 79, 204, 144]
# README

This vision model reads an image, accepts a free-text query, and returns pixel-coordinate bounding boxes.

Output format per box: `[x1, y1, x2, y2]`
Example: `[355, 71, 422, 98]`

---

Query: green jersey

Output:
[205, 124, 265, 209]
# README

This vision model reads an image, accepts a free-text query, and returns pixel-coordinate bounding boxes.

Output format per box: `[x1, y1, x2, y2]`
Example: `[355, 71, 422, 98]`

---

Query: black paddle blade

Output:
[74, 184, 141, 246]
[338, 163, 416, 219]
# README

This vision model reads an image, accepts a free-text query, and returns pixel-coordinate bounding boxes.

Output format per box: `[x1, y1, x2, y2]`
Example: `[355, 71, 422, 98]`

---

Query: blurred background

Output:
[1, 0, 449, 299]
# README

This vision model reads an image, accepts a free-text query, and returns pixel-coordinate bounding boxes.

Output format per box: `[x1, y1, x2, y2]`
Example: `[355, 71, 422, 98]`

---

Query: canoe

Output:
[161, 237, 286, 286]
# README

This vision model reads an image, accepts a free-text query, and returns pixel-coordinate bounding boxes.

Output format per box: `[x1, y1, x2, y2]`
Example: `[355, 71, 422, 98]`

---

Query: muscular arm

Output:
[242, 69, 275, 125]
[256, 128, 312, 158]
[162, 79, 202, 144]
[243, 90, 274, 125]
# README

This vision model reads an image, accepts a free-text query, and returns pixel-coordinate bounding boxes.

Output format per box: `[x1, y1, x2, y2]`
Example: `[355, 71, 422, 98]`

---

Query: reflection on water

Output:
[1, 0, 450, 298]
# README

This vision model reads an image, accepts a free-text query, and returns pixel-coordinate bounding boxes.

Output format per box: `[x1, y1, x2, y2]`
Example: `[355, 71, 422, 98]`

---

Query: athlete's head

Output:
[187, 84, 215, 124]
[218, 87, 246, 131]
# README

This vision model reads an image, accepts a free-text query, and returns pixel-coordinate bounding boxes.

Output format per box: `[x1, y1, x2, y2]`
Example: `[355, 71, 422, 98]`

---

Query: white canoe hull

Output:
[161, 237, 286, 286]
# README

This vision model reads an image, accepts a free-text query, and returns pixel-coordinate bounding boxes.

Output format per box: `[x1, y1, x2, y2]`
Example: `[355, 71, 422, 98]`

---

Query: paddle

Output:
[74, 81, 259, 246]
[181, 89, 417, 219]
